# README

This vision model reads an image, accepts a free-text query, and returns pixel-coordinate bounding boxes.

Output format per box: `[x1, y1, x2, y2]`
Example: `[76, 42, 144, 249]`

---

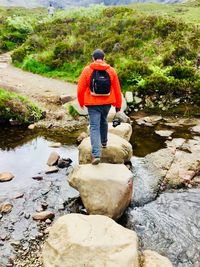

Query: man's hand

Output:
[115, 107, 121, 113]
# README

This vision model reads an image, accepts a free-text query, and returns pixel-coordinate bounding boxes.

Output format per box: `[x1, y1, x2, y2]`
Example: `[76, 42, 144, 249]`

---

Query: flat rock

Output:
[0, 172, 14, 182]
[47, 152, 60, 166]
[32, 211, 55, 221]
[78, 133, 132, 164]
[0, 202, 13, 214]
[48, 142, 61, 148]
[143, 250, 173, 267]
[68, 164, 133, 220]
[45, 166, 59, 174]
[43, 214, 139, 267]
[155, 130, 174, 137]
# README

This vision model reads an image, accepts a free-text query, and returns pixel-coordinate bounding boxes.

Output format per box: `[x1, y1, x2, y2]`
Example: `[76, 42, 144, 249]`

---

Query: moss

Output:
[0, 88, 43, 124]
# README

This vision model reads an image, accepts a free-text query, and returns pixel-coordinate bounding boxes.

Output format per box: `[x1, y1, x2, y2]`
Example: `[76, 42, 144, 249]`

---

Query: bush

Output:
[6, 16, 33, 34]
[169, 65, 197, 80]
[0, 88, 43, 123]
[12, 46, 27, 63]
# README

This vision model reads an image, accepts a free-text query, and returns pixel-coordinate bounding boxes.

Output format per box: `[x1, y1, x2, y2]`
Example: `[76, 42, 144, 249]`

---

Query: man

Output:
[77, 49, 122, 165]
[48, 4, 55, 18]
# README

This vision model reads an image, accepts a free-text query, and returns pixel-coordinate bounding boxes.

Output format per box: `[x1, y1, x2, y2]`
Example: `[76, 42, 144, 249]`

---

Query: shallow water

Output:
[0, 126, 79, 197]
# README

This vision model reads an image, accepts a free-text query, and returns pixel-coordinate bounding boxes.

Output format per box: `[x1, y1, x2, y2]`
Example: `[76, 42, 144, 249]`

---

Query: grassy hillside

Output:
[1, 4, 200, 115]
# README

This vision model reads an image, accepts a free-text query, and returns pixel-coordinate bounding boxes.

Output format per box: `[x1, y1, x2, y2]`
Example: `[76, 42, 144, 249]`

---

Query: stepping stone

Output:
[155, 130, 174, 137]
[48, 142, 61, 148]
[43, 214, 139, 267]
[0, 202, 13, 214]
[78, 133, 132, 164]
[68, 163, 133, 220]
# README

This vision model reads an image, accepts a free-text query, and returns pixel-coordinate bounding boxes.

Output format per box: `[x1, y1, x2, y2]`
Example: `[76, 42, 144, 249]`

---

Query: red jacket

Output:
[77, 60, 122, 108]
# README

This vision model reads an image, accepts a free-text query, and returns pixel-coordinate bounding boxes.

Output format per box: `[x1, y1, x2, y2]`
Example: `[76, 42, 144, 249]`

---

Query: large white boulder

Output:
[43, 214, 139, 267]
[108, 122, 132, 141]
[68, 163, 133, 220]
[143, 250, 173, 267]
[79, 133, 132, 164]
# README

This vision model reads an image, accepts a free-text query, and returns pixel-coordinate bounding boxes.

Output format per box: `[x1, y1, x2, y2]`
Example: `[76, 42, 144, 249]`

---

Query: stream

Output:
[0, 119, 200, 267]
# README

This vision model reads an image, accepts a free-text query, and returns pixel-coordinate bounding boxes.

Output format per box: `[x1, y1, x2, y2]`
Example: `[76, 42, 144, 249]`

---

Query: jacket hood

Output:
[90, 60, 110, 71]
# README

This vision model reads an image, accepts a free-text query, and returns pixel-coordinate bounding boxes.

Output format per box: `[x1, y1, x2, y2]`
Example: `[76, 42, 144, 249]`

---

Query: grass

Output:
[0, 88, 43, 123]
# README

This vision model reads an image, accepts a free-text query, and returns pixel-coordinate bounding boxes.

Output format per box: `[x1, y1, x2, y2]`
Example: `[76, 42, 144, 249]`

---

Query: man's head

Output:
[92, 49, 105, 61]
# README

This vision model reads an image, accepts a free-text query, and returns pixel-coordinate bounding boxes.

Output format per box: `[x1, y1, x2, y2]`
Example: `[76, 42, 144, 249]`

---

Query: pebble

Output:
[0, 172, 14, 182]
[47, 151, 60, 166]
[32, 211, 55, 221]
[32, 176, 43, 181]
[45, 219, 52, 224]
[0, 202, 13, 214]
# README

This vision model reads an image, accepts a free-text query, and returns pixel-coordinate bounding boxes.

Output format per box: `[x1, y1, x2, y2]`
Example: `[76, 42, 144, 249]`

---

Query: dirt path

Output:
[0, 53, 87, 130]
[0, 53, 77, 106]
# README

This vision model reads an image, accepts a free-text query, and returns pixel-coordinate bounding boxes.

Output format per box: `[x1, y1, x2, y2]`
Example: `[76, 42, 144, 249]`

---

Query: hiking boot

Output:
[101, 143, 107, 148]
[92, 157, 100, 165]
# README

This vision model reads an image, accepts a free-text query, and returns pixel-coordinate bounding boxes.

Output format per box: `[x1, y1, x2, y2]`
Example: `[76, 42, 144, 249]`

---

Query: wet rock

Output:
[43, 214, 139, 267]
[32, 176, 43, 181]
[79, 133, 132, 164]
[143, 250, 173, 267]
[57, 158, 72, 168]
[132, 148, 175, 206]
[128, 189, 200, 267]
[13, 192, 24, 199]
[47, 152, 60, 166]
[68, 164, 133, 220]
[136, 116, 162, 126]
[45, 166, 59, 174]
[77, 132, 88, 143]
[28, 124, 35, 130]
[0, 172, 14, 182]
[0, 202, 13, 214]
[155, 130, 174, 137]
[32, 211, 55, 221]
[48, 142, 61, 148]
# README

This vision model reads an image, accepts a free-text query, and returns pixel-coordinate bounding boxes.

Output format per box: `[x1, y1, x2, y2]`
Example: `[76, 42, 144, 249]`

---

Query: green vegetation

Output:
[0, 88, 43, 123]
[1, 3, 200, 114]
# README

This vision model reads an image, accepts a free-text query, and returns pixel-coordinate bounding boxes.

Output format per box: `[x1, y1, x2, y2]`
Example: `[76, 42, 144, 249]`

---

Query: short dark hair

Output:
[92, 49, 105, 60]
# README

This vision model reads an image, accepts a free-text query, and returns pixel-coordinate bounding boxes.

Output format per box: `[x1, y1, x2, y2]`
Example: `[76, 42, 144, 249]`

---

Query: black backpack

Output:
[90, 69, 111, 96]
